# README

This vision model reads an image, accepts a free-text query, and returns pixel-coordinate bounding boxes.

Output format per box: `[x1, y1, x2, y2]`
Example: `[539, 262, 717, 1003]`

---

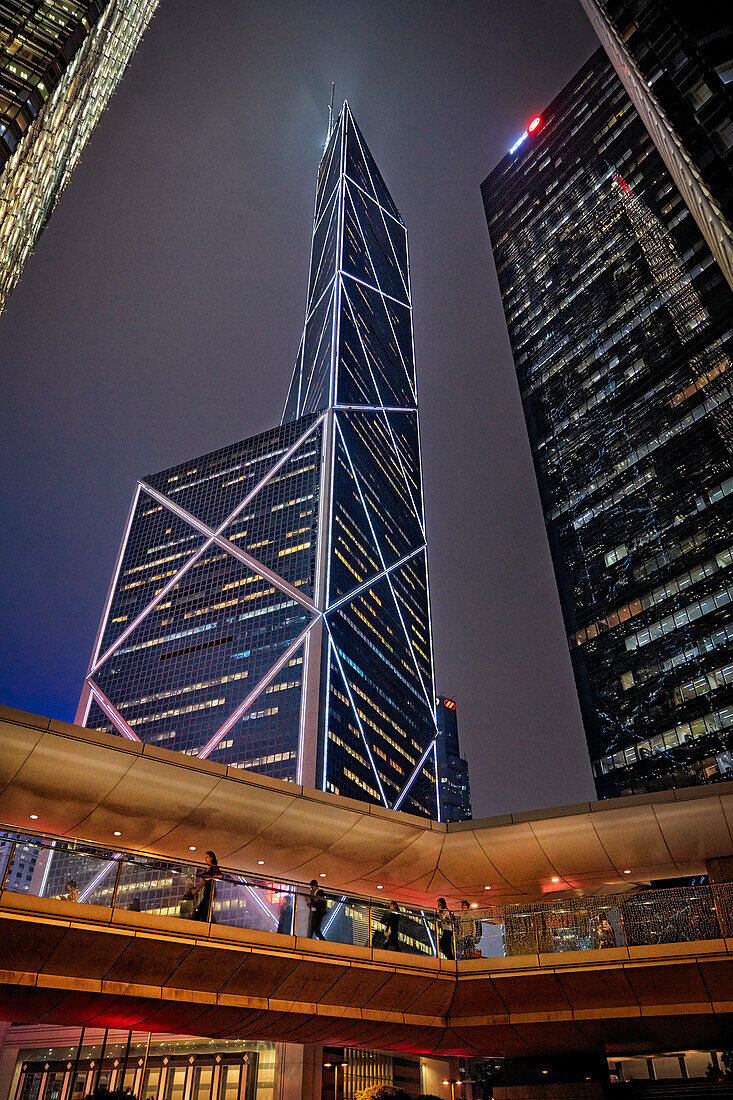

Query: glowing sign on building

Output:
[443, 698, 456, 710]
[508, 114, 543, 154]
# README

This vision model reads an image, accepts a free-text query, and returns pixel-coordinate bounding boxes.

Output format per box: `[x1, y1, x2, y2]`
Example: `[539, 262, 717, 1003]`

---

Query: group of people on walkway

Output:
[173, 854, 484, 957]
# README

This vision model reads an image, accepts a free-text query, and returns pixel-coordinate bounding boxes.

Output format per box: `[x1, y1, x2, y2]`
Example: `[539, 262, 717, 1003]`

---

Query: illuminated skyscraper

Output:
[483, 50, 733, 797]
[78, 103, 441, 818]
[579, 0, 732, 292]
[0, 0, 160, 314]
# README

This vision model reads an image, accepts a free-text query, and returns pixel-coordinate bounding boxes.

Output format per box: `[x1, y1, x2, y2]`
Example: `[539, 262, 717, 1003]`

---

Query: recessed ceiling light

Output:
[551, 876, 560, 883]
[29, 814, 39, 820]
[470, 903, 478, 909]
[188, 846, 197, 851]
[113, 831, 122, 837]
[319, 873, 327, 878]
[376, 885, 383, 890]
[257, 860, 264, 865]
[623, 869, 631, 874]
[484, 885, 491, 890]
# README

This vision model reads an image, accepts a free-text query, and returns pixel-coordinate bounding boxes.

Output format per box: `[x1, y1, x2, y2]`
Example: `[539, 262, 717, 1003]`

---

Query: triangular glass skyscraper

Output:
[77, 103, 440, 818]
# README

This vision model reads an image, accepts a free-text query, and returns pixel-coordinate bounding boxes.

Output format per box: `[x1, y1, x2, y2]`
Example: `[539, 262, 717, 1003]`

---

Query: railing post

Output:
[368, 901, 372, 949]
[0, 840, 17, 894]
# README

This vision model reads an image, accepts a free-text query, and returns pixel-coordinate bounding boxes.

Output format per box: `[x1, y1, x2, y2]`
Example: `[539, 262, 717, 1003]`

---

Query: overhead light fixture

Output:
[484, 885, 491, 890]
[470, 903, 478, 909]
[623, 869, 631, 874]
[257, 860, 265, 865]
[29, 814, 39, 820]
[376, 885, 383, 890]
[113, 831, 122, 837]
[551, 876, 560, 883]
[188, 846, 197, 851]
[319, 873, 327, 878]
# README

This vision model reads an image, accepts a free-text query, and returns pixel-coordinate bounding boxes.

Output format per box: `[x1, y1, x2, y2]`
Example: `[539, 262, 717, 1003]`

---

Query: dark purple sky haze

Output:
[0, 0, 600, 817]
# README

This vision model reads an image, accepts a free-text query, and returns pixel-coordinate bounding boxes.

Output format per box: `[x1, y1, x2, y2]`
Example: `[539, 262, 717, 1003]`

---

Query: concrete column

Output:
[274, 1043, 322, 1100]
[0, 1024, 19, 1100]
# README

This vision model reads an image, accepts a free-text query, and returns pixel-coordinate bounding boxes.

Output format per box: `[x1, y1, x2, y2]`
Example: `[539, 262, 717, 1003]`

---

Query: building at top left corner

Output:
[0, 0, 161, 316]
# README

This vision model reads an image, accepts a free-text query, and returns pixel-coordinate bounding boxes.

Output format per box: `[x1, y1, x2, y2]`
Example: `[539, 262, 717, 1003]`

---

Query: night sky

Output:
[0, 0, 601, 818]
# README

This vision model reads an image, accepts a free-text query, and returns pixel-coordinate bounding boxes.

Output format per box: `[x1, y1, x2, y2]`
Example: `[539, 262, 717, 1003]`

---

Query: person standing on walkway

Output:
[194, 851, 220, 921]
[456, 899, 478, 959]
[307, 879, 327, 939]
[383, 900, 402, 951]
[437, 897, 454, 959]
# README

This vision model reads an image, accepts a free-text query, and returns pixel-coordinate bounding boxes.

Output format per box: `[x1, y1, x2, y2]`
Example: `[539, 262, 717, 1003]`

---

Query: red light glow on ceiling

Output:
[527, 115, 541, 133]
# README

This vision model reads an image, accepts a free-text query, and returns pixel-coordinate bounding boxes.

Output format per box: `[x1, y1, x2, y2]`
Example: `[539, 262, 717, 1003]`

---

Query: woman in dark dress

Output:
[194, 850, 220, 921]
[437, 897, 454, 959]
[383, 900, 402, 951]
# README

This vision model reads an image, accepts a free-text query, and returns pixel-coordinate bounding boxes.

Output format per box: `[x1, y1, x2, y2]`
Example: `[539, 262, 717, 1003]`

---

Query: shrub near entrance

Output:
[354, 1088, 411, 1100]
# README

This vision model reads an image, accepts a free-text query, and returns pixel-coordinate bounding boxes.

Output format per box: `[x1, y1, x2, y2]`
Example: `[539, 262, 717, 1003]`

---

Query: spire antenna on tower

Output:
[327, 82, 335, 138]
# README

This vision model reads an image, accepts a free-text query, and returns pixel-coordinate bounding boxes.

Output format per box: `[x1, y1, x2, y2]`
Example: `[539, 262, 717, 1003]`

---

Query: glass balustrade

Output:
[1, 826, 731, 962]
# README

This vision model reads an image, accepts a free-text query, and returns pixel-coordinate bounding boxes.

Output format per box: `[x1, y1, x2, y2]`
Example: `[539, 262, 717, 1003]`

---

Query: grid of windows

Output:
[482, 49, 733, 797]
[581, 0, 733, 290]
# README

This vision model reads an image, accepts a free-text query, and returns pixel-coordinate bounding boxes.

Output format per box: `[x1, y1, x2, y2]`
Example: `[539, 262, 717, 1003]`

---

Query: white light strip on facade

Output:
[87, 681, 141, 741]
[392, 731, 439, 812]
[334, 418, 437, 736]
[340, 268, 410, 311]
[339, 285, 424, 532]
[91, 414, 325, 673]
[320, 628, 334, 792]
[343, 174, 410, 322]
[326, 545, 425, 614]
[343, 170, 405, 227]
[333, 405, 418, 413]
[432, 739, 442, 824]
[88, 483, 142, 672]
[197, 619, 318, 760]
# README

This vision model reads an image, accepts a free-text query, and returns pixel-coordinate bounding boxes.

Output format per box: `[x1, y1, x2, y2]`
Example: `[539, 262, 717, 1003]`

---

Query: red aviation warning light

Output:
[527, 115, 541, 133]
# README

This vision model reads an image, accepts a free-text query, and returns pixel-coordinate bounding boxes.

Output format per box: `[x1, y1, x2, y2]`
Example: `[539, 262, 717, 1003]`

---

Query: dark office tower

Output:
[579, 0, 733, 292]
[78, 104, 440, 818]
[0, 1, 160, 314]
[435, 696, 472, 822]
[482, 50, 733, 798]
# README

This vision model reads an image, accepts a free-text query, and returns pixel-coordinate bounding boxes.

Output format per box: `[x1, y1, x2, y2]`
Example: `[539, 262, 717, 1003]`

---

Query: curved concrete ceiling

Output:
[1, 705, 732, 905]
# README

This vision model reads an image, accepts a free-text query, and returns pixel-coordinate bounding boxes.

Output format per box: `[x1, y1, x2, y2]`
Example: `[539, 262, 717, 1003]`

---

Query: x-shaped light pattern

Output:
[85, 415, 326, 753]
